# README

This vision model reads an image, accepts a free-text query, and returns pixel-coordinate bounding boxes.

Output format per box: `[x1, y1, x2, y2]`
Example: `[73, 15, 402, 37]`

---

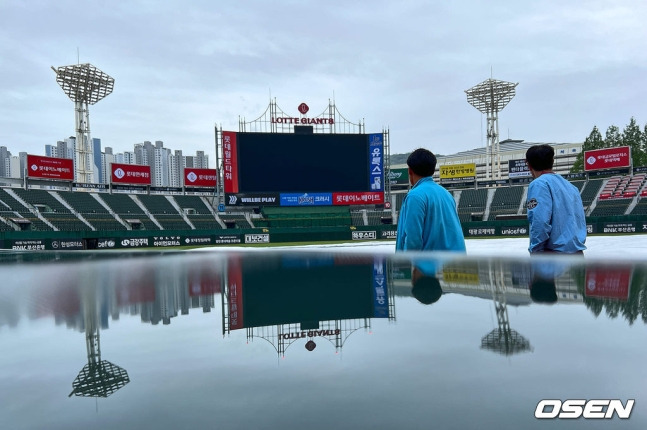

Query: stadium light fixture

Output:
[52, 63, 115, 183]
[465, 78, 518, 180]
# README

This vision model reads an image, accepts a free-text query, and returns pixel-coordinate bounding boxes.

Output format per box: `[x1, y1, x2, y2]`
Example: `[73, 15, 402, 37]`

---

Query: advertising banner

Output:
[245, 233, 270, 244]
[228, 257, 244, 330]
[351, 231, 377, 240]
[508, 159, 531, 178]
[439, 163, 476, 183]
[584, 146, 631, 171]
[368, 133, 384, 192]
[225, 193, 280, 206]
[333, 192, 384, 205]
[280, 193, 332, 206]
[222, 131, 239, 193]
[111, 163, 151, 185]
[184, 168, 217, 188]
[388, 168, 409, 185]
[27, 155, 74, 181]
[602, 222, 636, 234]
[372, 258, 389, 318]
[442, 268, 480, 285]
[465, 227, 497, 237]
[585, 267, 632, 301]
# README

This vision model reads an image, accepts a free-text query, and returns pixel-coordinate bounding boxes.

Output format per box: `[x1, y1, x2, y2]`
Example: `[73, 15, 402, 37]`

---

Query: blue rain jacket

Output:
[526, 173, 587, 253]
[395, 177, 466, 253]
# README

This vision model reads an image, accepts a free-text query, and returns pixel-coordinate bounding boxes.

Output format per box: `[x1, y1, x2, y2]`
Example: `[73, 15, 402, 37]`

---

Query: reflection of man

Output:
[528, 259, 565, 304]
[411, 267, 443, 305]
[529, 274, 558, 304]
[395, 148, 466, 252]
[525, 144, 587, 254]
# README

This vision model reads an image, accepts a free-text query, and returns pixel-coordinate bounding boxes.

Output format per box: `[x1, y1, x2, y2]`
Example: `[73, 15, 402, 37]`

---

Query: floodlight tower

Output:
[52, 63, 114, 183]
[69, 279, 129, 398]
[480, 261, 532, 356]
[465, 78, 518, 180]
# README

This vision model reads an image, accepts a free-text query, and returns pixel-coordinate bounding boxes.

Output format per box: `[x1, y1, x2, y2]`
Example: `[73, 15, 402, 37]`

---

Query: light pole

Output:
[52, 63, 114, 183]
[466, 78, 518, 180]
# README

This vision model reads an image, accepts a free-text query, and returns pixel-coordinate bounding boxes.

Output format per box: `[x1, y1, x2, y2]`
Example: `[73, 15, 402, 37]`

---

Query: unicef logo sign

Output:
[187, 172, 197, 183]
[114, 168, 125, 179]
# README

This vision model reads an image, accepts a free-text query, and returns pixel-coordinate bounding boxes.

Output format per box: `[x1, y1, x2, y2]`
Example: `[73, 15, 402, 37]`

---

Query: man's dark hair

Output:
[407, 148, 437, 177]
[525, 144, 554, 171]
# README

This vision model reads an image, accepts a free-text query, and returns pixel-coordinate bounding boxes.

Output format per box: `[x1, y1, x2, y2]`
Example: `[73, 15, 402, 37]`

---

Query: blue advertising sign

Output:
[280, 192, 333, 206]
[217, 203, 225, 212]
[372, 258, 389, 318]
[369, 133, 384, 192]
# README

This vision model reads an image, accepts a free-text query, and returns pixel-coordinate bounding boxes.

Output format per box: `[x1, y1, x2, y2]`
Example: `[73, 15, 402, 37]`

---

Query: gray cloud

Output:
[1, 0, 646, 163]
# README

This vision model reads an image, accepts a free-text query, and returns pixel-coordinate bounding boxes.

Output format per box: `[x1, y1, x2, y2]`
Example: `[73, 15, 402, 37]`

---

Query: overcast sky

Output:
[1, 0, 646, 165]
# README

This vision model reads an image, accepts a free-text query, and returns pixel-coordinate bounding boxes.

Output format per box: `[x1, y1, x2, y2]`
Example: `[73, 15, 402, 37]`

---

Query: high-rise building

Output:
[0, 146, 11, 178]
[9, 156, 21, 178]
[169, 150, 183, 188]
[38, 139, 209, 186]
[92, 138, 102, 184]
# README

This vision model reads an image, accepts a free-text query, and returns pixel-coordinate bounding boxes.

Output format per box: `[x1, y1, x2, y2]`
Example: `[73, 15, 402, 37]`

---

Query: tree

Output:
[605, 125, 622, 148]
[571, 119, 647, 173]
[571, 126, 604, 172]
[623, 117, 644, 167]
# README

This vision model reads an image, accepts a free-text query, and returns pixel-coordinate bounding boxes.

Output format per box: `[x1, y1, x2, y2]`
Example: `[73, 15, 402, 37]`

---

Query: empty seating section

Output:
[351, 211, 365, 226]
[487, 186, 524, 220]
[11, 188, 87, 231]
[99, 193, 160, 230]
[0, 219, 15, 231]
[589, 199, 631, 217]
[173, 196, 213, 214]
[394, 193, 407, 212]
[579, 179, 603, 208]
[57, 191, 126, 231]
[173, 195, 222, 230]
[571, 181, 586, 191]
[598, 174, 646, 200]
[625, 174, 646, 197]
[260, 206, 351, 228]
[219, 213, 252, 228]
[366, 210, 391, 225]
[457, 189, 488, 223]
[630, 198, 647, 215]
[0, 188, 53, 231]
[137, 195, 191, 230]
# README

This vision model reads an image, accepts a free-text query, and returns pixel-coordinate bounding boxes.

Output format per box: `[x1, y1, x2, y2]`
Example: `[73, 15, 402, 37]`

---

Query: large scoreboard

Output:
[222, 131, 384, 206]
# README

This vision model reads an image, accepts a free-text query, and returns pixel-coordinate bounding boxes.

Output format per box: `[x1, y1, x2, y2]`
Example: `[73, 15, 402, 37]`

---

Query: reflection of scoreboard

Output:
[225, 255, 391, 331]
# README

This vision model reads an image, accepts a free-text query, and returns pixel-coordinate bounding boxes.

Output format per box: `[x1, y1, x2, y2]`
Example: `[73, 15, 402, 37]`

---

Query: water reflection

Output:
[221, 254, 394, 357]
[1, 250, 646, 428]
[68, 283, 129, 398]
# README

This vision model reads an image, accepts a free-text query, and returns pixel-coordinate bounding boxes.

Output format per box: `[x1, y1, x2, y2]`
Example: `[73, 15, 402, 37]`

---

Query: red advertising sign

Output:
[228, 256, 244, 330]
[585, 267, 632, 301]
[333, 192, 384, 206]
[27, 155, 74, 181]
[584, 146, 631, 171]
[111, 163, 151, 185]
[222, 131, 239, 193]
[184, 168, 217, 188]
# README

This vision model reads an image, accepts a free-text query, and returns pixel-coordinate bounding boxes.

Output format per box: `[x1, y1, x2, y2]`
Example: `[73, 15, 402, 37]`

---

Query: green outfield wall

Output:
[0, 215, 645, 251]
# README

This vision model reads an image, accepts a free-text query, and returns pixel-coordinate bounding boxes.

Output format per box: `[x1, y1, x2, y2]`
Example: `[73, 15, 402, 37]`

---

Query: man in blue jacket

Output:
[525, 144, 587, 254]
[395, 148, 466, 253]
